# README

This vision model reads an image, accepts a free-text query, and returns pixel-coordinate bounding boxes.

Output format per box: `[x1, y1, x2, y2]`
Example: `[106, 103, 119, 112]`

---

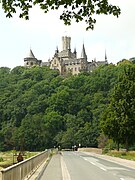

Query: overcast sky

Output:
[0, 1, 135, 68]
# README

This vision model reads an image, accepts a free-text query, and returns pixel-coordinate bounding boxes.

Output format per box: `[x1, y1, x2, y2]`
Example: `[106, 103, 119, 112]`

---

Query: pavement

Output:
[39, 153, 62, 180]
[26, 156, 51, 180]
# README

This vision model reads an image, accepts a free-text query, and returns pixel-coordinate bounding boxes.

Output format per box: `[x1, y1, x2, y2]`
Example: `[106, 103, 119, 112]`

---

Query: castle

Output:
[24, 36, 108, 75]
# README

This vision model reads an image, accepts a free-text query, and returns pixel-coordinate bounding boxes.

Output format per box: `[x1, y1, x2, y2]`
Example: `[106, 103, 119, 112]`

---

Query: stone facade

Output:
[24, 36, 108, 75]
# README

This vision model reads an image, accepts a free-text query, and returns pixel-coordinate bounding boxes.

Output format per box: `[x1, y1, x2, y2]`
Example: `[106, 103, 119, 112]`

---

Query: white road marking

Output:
[61, 155, 71, 180]
[83, 157, 107, 171]
[83, 157, 96, 166]
[82, 156, 130, 172]
[120, 178, 125, 180]
[108, 167, 130, 171]
[100, 167, 107, 171]
[90, 162, 96, 165]
[84, 157, 88, 161]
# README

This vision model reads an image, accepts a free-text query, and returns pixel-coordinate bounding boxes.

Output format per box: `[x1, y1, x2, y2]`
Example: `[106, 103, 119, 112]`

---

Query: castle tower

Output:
[81, 43, 87, 59]
[62, 36, 71, 51]
[24, 49, 41, 67]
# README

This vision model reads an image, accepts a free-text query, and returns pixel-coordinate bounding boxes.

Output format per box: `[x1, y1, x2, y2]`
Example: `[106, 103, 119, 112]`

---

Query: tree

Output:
[16, 114, 48, 151]
[76, 122, 99, 147]
[1, 0, 120, 30]
[55, 113, 84, 148]
[101, 63, 135, 151]
[2, 63, 134, 151]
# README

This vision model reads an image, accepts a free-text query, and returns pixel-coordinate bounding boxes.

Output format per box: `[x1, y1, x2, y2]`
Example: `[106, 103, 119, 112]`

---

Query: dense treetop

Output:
[0, 60, 135, 151]
[1, 0, 121, 30]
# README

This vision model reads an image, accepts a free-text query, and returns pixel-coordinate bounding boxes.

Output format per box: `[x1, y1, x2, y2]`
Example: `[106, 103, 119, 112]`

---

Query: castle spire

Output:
[105, 49, 107, 61]
[81, 43, 87, 59]
[27, 49, 35, 58]
[74, 47, 77, 58]
[74, 47, 76, 54]
[55, 46, 59, 53]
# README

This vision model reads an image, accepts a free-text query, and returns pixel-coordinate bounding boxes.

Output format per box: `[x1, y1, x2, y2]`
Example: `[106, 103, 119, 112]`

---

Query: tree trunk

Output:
[125, 137, 129, 152]
[117, 142, 119, 151]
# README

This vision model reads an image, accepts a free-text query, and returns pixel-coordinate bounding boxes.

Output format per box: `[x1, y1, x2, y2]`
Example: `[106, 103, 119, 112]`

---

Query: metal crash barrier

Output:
[0, 150, 50, 180]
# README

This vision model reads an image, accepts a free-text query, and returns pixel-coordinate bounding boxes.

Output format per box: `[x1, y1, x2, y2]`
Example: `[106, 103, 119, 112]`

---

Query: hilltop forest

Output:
[0, 60, 135, 151]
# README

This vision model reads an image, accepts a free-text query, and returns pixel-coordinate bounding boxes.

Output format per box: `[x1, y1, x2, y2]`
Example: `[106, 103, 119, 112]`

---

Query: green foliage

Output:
[0, 61, 135, 151]
[105, 151, 135, 161]
[100, 62, 135, 151]
[0, 157, 4, 162]
[1, 0, 120, 30]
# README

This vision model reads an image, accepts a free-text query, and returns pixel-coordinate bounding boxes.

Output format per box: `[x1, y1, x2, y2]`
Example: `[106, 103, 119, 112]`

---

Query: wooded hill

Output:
[0, 60, 135, 151]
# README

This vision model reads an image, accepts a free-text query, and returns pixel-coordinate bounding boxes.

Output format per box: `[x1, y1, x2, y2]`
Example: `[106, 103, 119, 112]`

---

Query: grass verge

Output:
[0, 151, 39, 170]
[106, 150, 135, 161]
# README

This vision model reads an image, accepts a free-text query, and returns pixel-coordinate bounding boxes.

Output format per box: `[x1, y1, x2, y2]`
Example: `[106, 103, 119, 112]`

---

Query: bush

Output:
[102, 148, 109, 154]
[129, 146, 135, 151]
[0, 157, 4, 162]
[121, 152, 126, 156]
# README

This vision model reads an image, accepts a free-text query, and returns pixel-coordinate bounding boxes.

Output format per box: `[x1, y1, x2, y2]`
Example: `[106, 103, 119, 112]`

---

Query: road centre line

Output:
[83, 157, 88, 161]
[99, 167, 107, 171]
[81, 156, 130, 172]
[83, 158, 96, 166]
[83, 157, 108, 172]
[90, 162, 96, 165]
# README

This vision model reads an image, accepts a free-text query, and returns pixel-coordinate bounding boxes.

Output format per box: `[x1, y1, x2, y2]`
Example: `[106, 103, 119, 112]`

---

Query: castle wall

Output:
[65, 64, 81, 75]
[50, 57, 62, 74]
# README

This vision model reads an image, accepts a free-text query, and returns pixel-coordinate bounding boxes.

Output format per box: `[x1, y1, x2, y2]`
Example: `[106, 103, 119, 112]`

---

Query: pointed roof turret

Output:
[105, 49, 107, 61]
[74, 47, 77, 54]
[55, 46, 59, 53]
[81, 43, 87, 59]
[27, 49, 35, 58]
[24, 48, 37, 64]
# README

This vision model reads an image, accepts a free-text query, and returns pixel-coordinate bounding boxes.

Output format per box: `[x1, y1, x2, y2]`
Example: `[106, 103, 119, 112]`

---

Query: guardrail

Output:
[0, 150, 50, 180]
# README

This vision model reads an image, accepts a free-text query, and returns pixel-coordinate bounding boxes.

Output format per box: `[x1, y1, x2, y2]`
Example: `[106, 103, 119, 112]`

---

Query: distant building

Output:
[24, 36, 108, 75]
[129, 57, 135, 62]
[24, 49, 42, 67]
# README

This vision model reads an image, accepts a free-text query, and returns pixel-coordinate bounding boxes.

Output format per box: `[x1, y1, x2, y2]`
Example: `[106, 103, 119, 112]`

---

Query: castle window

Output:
[54, 59, 56, 64]
[31, 62, 33, 66]
[75, 67, 77, 71]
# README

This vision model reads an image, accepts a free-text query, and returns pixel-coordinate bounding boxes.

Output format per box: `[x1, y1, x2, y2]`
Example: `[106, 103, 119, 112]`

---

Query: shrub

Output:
[0, 157, 4, 162]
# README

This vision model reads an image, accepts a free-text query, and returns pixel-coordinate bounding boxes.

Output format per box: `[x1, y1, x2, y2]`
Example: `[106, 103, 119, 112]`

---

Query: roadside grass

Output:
[106, 150, 135, 161]
[0, 151, 39, 170]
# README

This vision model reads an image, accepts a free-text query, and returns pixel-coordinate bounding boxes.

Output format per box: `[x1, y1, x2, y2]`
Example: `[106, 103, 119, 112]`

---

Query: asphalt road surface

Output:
[40, 151, 135, 180]
[62, 151, 135, 180]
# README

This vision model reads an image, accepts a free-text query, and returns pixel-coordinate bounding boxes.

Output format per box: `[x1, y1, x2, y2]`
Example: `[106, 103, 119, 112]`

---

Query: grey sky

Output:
[0, 1, 135, 68]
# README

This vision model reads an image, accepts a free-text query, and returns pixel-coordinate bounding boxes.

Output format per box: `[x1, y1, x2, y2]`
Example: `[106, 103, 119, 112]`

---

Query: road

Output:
[40, 151, 135, 180]
[62, 151, 135, 180]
